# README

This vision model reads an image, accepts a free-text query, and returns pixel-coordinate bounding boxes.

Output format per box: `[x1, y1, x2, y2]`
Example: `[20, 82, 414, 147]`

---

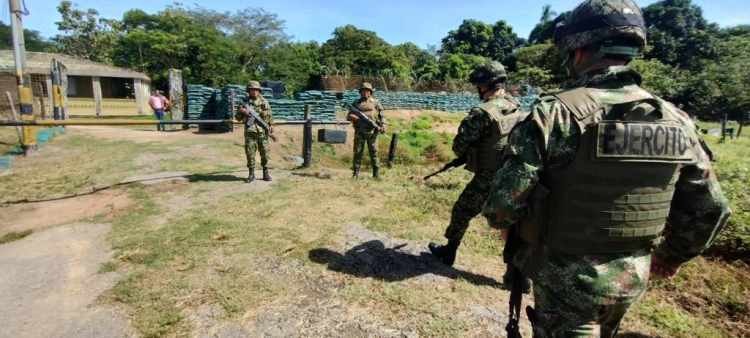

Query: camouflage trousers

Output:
[444, 170, 494, 240]
[529, 283, 640, 338]
[244, 131, 269, 168]
[353, 128, 379, 168]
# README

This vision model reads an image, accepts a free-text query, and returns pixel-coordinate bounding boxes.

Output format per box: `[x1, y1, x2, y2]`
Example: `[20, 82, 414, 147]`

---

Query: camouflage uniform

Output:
[444, 95, 520, 241]
[429, 61, 526, 271]
[482, 1, 731, 337]
[350, 83, 385, 178]
[236, 81, 274, 182]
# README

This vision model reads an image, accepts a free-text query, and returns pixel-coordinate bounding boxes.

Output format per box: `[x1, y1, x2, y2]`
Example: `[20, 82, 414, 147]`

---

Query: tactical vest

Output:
[519, 88, 695, 254]
[246, 98, 271, 133]
[465, 102, 525, 173]
[355, 99, 378, 129]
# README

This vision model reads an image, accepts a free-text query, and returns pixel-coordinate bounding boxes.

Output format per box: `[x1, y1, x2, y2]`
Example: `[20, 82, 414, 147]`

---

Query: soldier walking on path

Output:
[428, 61, 526, 285]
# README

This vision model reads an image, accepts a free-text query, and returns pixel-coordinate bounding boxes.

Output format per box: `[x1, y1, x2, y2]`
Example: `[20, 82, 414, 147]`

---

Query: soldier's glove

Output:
[238, 107, 249, 115]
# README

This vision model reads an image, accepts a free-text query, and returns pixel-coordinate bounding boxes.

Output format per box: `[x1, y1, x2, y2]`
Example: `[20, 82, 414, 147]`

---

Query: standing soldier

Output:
[482, 1, 731, 337]
[236, 80, 274, 183]
[428, 61, 526, 274]
[347, 83, 386, 178]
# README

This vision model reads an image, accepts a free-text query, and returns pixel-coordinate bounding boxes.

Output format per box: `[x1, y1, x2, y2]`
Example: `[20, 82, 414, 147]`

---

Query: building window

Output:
[100, 77, 135, 99]
[67, 76, 93, 98]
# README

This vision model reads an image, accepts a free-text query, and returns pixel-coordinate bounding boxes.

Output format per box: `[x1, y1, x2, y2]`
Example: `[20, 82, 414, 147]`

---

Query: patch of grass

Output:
[699, 130, 750, 258]
[0, 135, 166, 203]
[631, 296, 726, 338]
[0, 229, 33, 245]
[98, 261, 118, 273]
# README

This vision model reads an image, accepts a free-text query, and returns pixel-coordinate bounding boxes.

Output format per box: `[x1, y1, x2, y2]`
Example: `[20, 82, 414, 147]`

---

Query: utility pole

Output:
[9, 0, 36, 153]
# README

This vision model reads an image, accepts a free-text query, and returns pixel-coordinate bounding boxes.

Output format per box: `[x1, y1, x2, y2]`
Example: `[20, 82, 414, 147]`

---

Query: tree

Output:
[488, 20, 526, 61]
[440, 19, 524, 61]
[168, 4, 290, 75]
[51, 0, 120, 63]
[528, 11, 570, 45]
[113, 3, 291, 88]
[540, 4, 556, 24]
[628, 59, 680, 99]
[114, 7, 237, 88]
[504, 42, 565, 88]
[642, 0, 720, 69]
[0, 23, 55, 51]
[392, 42, 439, 79]
[708, 35, 750, 121]
[319, 25, 393, 74]
[259, 41, 321, 95]
[438, 53, 485, 81]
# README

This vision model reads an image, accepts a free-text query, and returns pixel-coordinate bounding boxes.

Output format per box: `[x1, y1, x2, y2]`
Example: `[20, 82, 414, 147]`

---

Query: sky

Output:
[3, 0, 749, 49]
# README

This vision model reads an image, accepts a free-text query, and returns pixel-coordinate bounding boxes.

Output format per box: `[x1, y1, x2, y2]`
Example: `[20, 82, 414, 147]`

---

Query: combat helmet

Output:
[359, 82, 374, 92]
[554, 0, 647, 74]
[246, 80, 262, 90]
[468, 61, 507, 87]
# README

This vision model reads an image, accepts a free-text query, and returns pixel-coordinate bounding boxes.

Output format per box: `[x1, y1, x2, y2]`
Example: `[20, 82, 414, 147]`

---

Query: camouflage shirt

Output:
[235, 96, 273, 133]
[452, 93, 520, 158]
[481, 66, 730, 301]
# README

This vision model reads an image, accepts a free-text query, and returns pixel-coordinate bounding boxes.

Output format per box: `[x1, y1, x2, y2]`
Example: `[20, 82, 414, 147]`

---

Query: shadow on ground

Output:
[186, 173, 246, 182]
[309, 239, 501, 287]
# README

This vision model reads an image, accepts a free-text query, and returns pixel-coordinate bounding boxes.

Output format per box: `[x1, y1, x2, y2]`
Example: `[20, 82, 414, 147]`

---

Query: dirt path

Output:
[0, 188, 131, 237]
[0, 223, 134, 338]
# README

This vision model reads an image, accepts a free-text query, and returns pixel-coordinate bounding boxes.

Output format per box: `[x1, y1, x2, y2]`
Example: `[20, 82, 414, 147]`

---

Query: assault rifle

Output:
[344, 102, 382, 131]
[504, 225, 531, 338]
[423, 156, 466, 180]
[239, 102, 277, 142]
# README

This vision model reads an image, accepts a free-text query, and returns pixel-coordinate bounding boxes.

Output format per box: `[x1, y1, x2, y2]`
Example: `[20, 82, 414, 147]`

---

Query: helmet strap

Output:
[569, 44, 640, 76]
[476, 86, 487, 100]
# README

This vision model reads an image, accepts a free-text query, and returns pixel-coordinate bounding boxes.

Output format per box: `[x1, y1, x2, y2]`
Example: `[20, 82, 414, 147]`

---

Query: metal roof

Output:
[0, 50, 150, 81]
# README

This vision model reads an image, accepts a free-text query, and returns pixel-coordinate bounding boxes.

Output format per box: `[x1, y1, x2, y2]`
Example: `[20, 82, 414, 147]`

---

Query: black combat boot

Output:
[245, 168, 255, 183]
[428, 239, 460, 266]
[262, 167, 272, 181]
[352, 165, 360, 178]
[372, 166, 379, 179]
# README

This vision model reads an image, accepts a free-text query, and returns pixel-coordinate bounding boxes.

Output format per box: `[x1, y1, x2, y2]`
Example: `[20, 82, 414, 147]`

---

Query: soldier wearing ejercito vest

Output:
[481, 1, 731, 337]
[427, 60, 527, 284]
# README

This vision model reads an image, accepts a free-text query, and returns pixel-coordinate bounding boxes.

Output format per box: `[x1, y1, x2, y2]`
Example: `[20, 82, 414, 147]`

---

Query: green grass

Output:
[0, 230, 33, 245]
[98, 261, 118, 273]
[698, 126, 750, 257]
